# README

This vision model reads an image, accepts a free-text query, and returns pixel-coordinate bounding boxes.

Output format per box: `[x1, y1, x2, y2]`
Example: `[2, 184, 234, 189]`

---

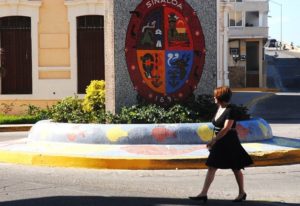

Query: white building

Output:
[218, 0, 269, 88]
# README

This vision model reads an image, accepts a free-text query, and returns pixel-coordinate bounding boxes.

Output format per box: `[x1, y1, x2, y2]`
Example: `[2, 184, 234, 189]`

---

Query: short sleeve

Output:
[225, 107, 235, 120]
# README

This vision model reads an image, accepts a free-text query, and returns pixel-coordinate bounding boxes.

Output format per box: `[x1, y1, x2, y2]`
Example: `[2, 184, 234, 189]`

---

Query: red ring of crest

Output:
[125, 0, 205, 105]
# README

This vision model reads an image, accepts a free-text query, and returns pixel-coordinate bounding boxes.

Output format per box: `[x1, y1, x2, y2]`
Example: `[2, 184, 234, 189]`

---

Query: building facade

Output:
[0, 0, 114, 113]
[0, 0, 217, 113]
[218, 0, 269, 88]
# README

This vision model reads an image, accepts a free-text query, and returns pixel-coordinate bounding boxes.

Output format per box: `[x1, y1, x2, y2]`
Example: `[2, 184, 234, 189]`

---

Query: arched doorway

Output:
[0, 16, 32, 94]
[77, 15, 104, 94]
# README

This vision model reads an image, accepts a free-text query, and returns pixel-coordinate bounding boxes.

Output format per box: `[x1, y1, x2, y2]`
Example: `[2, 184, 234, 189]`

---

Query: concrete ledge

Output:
[251, 149, 300, 167]
[28, 118, 273, 144]
[1, 119, 298, 170]
[0, 150, 203, 170]
[0, 125, 32, 132]
[0, 147, 299, 170]
[0, 137, 299, 170]
[232, 88, 279, 92]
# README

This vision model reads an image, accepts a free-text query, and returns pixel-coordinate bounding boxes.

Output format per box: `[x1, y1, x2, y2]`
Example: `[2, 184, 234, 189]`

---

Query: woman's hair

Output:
[214, 86, 232, 103]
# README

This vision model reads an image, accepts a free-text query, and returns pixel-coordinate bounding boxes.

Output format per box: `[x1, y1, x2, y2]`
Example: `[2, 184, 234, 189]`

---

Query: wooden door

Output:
[77, 15, 105, 94]
[246, 41, 259, 87]
[0, 16, 32, 94]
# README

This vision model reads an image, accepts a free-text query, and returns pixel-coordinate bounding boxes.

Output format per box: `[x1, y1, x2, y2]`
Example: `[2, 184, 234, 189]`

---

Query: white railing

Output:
[221, 0, 269, 11]
[228, 26, 268, 38]
[221, 0, 268, 2]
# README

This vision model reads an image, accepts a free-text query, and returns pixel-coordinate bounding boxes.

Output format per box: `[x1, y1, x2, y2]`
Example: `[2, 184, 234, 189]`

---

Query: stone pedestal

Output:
[110, 0, 217, 112]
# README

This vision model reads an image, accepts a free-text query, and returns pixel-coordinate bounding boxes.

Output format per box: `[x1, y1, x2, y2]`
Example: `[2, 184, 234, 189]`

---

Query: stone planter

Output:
[28, 118, 273, 145]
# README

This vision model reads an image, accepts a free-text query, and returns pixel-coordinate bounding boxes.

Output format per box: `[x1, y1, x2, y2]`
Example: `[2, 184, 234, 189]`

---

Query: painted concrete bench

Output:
[28, 118, 272, 144]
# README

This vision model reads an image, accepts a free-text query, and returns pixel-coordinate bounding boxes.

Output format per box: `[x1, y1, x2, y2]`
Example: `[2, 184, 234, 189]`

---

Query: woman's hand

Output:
[208, 119, 234, 150]
[207, 138, 217, 150]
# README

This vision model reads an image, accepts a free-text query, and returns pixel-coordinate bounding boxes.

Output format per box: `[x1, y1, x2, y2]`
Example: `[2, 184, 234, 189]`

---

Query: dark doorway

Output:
[0, 16, 32, 94]
[246, 41, 259, 87]
[77, 15, 105, 94]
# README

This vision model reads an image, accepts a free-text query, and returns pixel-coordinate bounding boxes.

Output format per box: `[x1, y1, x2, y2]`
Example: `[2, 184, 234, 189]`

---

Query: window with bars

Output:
[0, 16, 31, 30]
[77, 15, 104, 29]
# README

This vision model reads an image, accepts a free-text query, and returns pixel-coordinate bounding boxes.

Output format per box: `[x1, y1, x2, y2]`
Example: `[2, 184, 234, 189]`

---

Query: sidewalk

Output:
[0, 125, 299, 169]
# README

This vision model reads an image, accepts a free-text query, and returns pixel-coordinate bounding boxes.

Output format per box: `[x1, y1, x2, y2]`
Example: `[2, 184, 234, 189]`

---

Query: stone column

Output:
[0, 47, 2, 94]
[217, 0, 223, 87]
[104, 0, 116, 114]
[223, 8, 230, 86]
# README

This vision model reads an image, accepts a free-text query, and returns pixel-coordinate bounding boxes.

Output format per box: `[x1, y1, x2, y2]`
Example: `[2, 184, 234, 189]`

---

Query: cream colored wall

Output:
[33, 0, 77, 100]
[39, 0, 70, 67]
[0, 100, 58, 115]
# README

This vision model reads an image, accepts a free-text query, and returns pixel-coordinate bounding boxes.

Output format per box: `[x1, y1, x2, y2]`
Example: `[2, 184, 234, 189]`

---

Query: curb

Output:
[0, 149, 299, 170]
[232, 88, 279, 92]
[0, 125, 32, 132]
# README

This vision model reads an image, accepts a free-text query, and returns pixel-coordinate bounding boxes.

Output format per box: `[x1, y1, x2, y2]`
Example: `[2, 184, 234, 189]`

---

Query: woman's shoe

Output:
[189, 195, 208, 203]
[233, 193, 247, 202]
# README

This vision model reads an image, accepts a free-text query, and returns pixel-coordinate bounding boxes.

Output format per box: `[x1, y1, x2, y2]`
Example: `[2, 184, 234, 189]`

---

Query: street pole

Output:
[270, 0, 282, 49]
[280, 1, 282, 49]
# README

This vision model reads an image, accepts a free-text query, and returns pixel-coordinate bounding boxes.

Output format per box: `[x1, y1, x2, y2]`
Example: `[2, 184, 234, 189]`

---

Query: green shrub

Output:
[91, 110, 107, 123]
[0, 104, 53, 124]
[165, 104, 193, 123]
[0, 102, 14, 114]
[21, 104, 52, 120]
[113, 104, 166, 124]
[82, 80, 105, 113]
[0, 115, 41, 124]
[184, 94, 218, 122]
[24, 88, 249, 124]
[51, 96, 91, 123]
[17, 80, 107, 124]
[109, 104, 195, 124]
[22, 104, 41, 116]
[231, 104, 250, 121]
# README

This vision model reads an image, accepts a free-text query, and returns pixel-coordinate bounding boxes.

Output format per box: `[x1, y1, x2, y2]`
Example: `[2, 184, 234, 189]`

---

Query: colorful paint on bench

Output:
[28, 118, 273, 145]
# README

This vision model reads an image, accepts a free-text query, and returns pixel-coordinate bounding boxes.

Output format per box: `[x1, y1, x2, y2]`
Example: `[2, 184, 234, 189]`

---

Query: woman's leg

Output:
[198, 167, 218, 196]
[233, 169, 246, 196]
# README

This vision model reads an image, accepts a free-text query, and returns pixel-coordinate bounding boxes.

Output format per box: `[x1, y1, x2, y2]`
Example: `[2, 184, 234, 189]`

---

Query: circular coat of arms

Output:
[125, 0, 205, 105]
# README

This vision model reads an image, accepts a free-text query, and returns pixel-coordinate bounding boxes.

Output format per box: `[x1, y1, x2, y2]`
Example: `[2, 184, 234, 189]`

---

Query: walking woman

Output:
[189, 86, 253, 203]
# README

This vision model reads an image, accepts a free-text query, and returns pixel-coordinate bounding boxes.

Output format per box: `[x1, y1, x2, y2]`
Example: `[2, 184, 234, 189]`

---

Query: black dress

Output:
[206, 105, 253, 170]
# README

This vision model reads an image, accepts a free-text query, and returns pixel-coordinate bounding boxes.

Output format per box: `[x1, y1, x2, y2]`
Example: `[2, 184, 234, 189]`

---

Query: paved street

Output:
[0, 132, 28, 142]
[0, 87, 300, 206]
[0, 163, 299, 206]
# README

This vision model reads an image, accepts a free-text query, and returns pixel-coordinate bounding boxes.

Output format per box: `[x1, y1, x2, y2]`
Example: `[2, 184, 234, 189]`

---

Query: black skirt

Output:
[206, 130, 253, 170]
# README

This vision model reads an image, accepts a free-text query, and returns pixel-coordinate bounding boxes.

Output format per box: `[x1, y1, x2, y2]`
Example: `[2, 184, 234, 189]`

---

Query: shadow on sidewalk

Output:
[0, 196, 298, 206]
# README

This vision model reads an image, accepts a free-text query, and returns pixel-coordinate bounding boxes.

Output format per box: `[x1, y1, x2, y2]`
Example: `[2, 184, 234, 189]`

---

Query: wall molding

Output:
[65, 0, 115, 112]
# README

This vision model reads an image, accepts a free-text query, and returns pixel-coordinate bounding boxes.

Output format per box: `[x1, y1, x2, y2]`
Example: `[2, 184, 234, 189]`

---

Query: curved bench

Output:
[28, 118, 273, 144]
